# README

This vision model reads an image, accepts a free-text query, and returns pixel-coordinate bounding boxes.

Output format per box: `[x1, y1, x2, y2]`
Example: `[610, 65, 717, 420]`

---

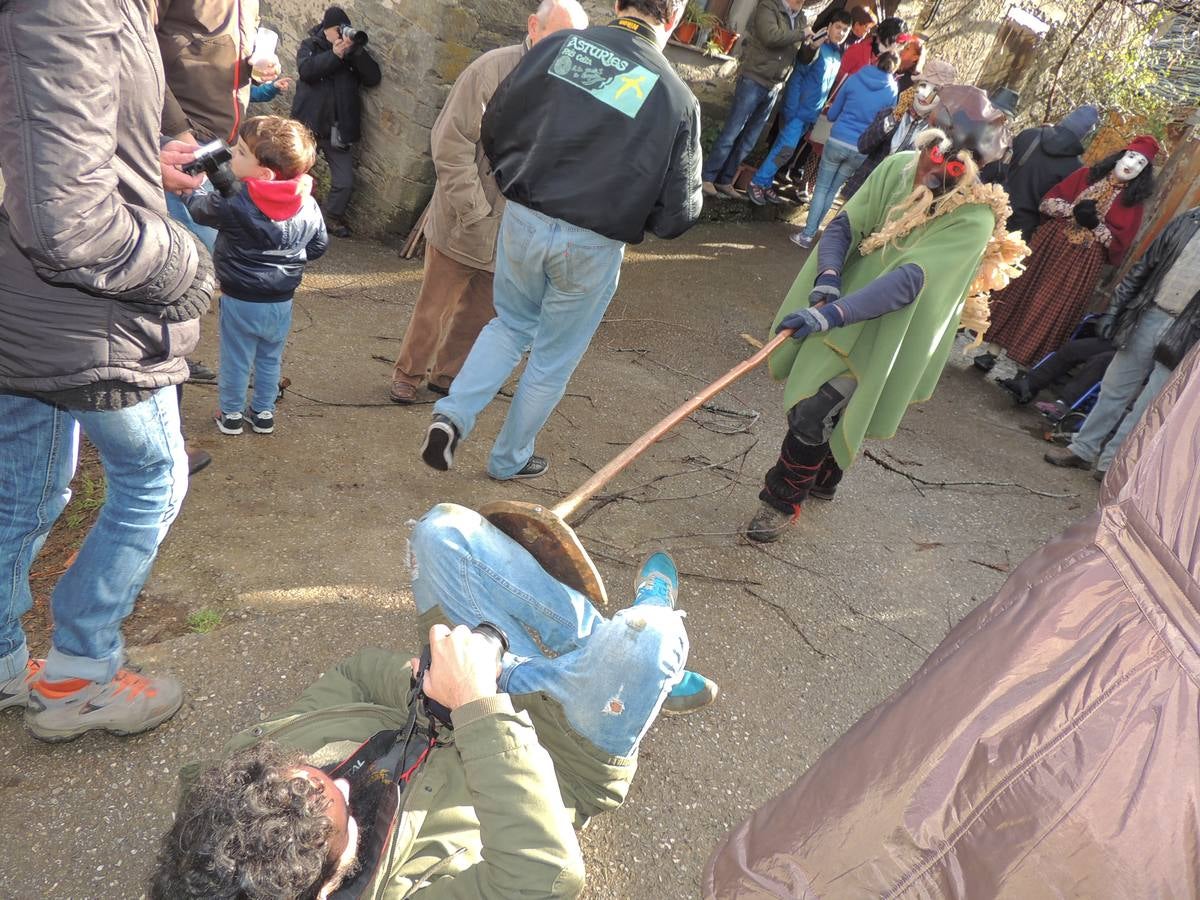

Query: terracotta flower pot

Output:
[674, 22, 699, 45]
[711, 25, 739, 54]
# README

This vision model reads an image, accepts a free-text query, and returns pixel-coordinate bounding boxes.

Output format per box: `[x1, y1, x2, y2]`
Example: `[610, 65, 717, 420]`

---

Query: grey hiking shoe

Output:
[744, 502, 793, 543]
[25, 669, 183, 743]
[0, 659, 44, 711]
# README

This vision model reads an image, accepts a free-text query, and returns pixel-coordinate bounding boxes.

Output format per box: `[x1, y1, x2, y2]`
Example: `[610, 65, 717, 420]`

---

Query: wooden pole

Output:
[552, 329, 793, 521]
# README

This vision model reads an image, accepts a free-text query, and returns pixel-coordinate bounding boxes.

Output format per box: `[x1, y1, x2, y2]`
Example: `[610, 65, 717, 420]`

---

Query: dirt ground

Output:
[0, 223, 1099, 898]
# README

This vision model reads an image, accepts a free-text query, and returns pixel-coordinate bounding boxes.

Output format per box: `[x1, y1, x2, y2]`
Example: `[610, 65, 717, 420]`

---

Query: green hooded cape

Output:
[769, 151, 995, 469]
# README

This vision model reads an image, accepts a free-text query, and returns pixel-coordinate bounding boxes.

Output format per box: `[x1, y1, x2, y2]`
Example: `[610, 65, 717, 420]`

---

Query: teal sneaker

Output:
[633, 551, 678, 609]
[662, 671, 719, 716]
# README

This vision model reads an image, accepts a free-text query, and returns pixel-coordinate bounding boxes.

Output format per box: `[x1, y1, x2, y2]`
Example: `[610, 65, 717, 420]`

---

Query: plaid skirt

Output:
[985, 217, 1107, 368]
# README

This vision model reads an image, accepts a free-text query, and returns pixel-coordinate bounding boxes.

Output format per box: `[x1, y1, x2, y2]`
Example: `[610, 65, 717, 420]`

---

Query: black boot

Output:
[997, 375, 1034, 404]
[973, 352, 997, 373]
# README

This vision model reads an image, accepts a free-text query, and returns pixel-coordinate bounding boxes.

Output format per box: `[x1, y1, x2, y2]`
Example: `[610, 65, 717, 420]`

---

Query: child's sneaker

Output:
[215, 411, 244, 435]
[25, 668, 183, 742]
[0, 658, 45, 711]
[249, 409, 275, 434]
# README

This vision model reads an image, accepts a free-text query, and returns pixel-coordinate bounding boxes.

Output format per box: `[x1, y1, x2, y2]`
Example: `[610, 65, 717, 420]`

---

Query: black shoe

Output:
[763, 187, 785, 205]
[249, 409, 275, 434]
[997, 376, 1034, 404]
[427, 381, 450, 396]
[186, 448, 212, 476]
[747, 184, 768, 206]
[492, 456, 549, 481]
[420, 414, 460, 471]
[186, 360, 217, 383]
[972, 352, 997, 373]
[215, 412, 244, 435]
[328, 216, 351, 238]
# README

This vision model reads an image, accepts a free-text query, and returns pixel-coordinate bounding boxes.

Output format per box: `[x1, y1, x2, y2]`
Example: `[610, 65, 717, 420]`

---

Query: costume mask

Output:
[917, 85, 1012, 196]
[1114, 151, 1148, 182]
[912, 81, 939, 117]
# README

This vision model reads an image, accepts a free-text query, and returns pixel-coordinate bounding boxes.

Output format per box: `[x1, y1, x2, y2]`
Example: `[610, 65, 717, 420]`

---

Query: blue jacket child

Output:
[750, 40, 845, 192]
[827, 62, 898, 148]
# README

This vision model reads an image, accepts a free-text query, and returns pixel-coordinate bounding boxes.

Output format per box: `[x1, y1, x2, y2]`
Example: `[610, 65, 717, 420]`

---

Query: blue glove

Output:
[777, 306, 832, 341]
[809, 270, 841, 306]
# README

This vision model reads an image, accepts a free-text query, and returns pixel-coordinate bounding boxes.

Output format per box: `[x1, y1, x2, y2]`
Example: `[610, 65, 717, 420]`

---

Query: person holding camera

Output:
[0, 0, 214, 741]
[292, 6, 382, 238]
[152, 502, 698, 898]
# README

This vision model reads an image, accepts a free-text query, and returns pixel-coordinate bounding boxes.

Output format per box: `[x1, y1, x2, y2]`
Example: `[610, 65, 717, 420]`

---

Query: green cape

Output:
[769, 151, 995, 469]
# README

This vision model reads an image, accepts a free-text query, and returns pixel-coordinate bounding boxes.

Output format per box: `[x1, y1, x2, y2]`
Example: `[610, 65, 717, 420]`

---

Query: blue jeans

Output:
[751, 115, 816, 188]
[0, 389, 187, 683]
[802, 137, 866, 238]
[702, 76, 782, 185]
[165, 180, 218, 253]
[1069, 306, 1173, 470]
[434, 202, 625, 478]
[409, 503, 687, 757]
[218, 295, 293, 415]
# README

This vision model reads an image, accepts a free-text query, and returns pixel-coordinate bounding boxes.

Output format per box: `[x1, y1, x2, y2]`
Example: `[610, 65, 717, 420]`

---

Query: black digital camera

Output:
[180, 139, 237, 197]
[416, 622, 509, 727]
[339, 25, 368, 45]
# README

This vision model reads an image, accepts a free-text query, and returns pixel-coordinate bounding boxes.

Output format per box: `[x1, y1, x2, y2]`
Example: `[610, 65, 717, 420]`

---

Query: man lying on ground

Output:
[152, 503, 705, 898]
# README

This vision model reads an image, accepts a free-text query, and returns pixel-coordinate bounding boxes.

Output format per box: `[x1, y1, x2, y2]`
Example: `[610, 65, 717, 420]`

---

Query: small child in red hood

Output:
[186, 115, 328, 436]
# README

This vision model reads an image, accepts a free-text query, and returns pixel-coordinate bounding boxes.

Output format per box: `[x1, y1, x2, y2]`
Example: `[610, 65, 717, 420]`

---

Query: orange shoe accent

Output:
[25, 659, 45, 681]
[33, 677, 91, 699]
[111, 669, 153, 701]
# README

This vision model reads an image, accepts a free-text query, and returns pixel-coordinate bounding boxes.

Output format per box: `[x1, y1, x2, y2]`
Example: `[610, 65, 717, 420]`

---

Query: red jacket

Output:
[1043, 165, 1144, 265]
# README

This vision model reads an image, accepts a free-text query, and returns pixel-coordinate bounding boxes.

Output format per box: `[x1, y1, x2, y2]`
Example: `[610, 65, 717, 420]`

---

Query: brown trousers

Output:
[391, 244, 496, 389]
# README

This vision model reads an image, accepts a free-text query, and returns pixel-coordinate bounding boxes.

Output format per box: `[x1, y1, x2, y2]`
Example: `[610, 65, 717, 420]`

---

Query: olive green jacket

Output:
[223, 648, 636, 898]
[738, 0, 807, 87]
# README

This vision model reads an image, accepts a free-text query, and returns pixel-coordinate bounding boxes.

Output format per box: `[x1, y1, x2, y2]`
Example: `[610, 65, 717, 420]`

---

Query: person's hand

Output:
[272, 76, 293, 92]
[777, 306, 831, 341]
[1095, 312, 1116, 341]
[160, 140, 205, 195]
[809, 270, 841, 306]
[252, 55, 281, 83]
[332, 35, 353, 58]
[421, 624, 501, 712]
[1073, 200, 1100, 230]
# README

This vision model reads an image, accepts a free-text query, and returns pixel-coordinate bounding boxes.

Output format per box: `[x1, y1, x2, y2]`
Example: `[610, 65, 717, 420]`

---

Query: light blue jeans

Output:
[802, 137, 866, 238]
[165, 180, 218, 253]
[751, 115, 816, 189]
[1069, 306, 1173, 471]
[218, 295, 293, 416]
[409, 503, 687, 757]
[434, 202, 625, 478]
[702, 75, 782, 185]
[0, 389, 187, 683]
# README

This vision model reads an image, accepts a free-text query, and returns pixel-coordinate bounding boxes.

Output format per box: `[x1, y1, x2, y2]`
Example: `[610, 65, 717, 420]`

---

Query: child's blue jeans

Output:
[218, 294, 292, 416]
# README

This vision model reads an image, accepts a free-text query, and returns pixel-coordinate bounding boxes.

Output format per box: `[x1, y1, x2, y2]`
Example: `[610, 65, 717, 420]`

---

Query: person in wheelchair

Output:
[996, 316, 1115, 419]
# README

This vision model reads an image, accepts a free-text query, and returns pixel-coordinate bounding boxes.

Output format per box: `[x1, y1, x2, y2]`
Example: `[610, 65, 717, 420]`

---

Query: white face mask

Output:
[1114, 151, 1148, 182]
[911, 82, 938, 116]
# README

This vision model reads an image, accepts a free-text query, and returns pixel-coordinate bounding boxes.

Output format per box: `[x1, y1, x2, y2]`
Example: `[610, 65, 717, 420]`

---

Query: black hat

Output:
[990, 88, 1020, 117]
[321, 6, 352, 30]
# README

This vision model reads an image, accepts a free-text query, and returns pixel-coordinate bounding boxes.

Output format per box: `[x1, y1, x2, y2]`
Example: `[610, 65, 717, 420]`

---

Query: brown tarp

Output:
[705, 344, 1200, 898]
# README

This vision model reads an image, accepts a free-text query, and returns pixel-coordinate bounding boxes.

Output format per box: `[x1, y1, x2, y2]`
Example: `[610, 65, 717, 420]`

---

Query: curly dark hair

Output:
[150, 743, 340, 900]
[1089, 149, 1156, 207]
[617, 0, 685, 27]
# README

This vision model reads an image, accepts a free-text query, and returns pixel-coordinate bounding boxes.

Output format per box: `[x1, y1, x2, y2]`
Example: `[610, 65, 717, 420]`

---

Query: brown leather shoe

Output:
[1043, 447, 1091, 470]
[389, 381, 418, 405]
[186, 448, 212, 476]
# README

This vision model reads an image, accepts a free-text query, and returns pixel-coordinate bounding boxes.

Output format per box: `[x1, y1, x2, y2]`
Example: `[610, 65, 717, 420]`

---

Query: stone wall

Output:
[260, 0, 613, 241]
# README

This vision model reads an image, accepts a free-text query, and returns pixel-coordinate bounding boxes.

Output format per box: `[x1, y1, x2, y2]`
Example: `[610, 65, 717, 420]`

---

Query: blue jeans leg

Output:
[409, 503, 687, 757]
[703, 77, 779, 185]
[1069, 307, 1172, 463]
[488, 214, 624, 478]
[803, 138, 865, 238]
[1097, 361, 1172, 471]
[0, 390, 187, 683]
[433, 204, 547, 442]
[218, 296, 293, 415]
[165, 180, 218, 253]
[752, 115, 814, 188]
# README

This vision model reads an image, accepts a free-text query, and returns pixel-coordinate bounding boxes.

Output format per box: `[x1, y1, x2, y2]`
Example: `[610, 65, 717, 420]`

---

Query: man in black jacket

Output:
[1046, 206, 1200, 479]
[292, 6, 382, 237]
[420, 0, 703, 482]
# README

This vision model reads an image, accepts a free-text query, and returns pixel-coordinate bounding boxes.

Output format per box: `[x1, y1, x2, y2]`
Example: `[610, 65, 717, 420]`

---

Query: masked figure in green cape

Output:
[746, 85, 1029, 542]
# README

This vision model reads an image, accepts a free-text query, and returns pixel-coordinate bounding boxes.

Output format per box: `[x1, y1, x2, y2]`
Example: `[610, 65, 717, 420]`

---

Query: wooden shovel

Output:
[480, 329, 793, 606]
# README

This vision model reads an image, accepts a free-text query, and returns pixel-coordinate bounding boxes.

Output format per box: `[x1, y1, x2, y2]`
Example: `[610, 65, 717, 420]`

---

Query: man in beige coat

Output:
[389, 0, 588, 404]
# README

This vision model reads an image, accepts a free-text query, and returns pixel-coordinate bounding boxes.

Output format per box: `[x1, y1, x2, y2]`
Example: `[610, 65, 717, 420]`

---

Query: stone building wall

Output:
[260, 0, 612, 241]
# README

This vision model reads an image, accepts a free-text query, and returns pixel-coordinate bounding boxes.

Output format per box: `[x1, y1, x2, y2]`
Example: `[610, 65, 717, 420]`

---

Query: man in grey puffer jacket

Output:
[0, 0, 214, 742]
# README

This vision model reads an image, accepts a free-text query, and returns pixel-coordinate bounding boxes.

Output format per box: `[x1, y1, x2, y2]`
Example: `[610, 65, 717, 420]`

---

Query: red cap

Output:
[1125, 134, 1161, 162]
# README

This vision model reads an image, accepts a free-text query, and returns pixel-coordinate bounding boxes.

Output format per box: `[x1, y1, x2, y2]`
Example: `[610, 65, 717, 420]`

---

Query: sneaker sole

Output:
[661, 683, 719, 716]
[489, 460, 550, 481]
[216, 421, 244, 435]
[421, 422, 456, 471]
[250, 421, 275, 434]
[24, 696, 184, 743]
